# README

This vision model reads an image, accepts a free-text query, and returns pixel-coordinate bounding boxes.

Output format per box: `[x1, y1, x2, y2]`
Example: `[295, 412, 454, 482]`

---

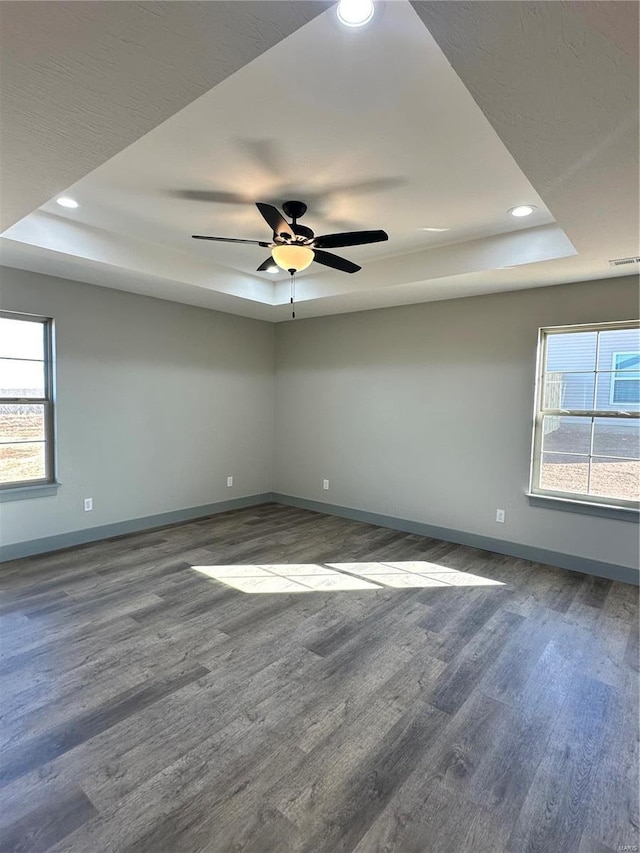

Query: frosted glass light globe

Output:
[271, 244, 314, 272]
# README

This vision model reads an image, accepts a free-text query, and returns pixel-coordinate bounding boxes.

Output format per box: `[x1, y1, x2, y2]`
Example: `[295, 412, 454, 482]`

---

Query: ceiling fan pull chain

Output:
[289, 269, 296, 319]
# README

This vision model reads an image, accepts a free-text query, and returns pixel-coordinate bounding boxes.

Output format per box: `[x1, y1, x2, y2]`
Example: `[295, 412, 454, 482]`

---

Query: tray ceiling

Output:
[1, 1, 637, 321]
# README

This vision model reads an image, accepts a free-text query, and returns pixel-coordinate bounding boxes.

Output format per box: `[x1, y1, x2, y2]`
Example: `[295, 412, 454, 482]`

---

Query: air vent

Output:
[609, 256, 640, 267]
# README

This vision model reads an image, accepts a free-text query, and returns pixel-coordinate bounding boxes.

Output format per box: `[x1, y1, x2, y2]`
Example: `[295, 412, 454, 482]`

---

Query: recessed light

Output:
[266, 266, 279, 274]
[337, 0, 374, 27]
[509, 205, 536, 217]
[57, 197, 79, 209]
[420, 227, 450, 232]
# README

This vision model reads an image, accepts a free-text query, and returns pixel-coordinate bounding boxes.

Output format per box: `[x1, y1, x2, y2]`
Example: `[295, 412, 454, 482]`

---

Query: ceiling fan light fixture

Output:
[193, 200, 386, 278]
[337, 0, 374, 28]
[271, 244, 314, 272]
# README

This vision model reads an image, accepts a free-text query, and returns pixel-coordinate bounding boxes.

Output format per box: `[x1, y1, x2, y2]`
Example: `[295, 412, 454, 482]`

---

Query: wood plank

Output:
[0, 503, 636, 853]
[0, 787, 97, 853]
[430, 609, 523, 713]
[506, 674, 615, 853]
[0, 663, 209, 788]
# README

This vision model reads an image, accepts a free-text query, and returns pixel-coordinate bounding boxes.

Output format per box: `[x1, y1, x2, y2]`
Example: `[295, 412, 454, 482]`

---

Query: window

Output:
[530, 320, 640, 510]
[0, 312, 55, 489]
[610, 352, 640, 405]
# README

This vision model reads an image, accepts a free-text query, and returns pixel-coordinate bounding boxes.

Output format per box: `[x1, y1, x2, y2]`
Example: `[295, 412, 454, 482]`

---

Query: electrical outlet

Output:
[84, 498, 93, 512]
[496, 509, 505, 523]
[323, 479, 329, 490]
[227, 476, 233, 487]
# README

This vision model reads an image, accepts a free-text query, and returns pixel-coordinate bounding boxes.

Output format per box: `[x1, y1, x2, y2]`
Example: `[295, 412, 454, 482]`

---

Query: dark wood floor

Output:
[0, 503, 638, 853]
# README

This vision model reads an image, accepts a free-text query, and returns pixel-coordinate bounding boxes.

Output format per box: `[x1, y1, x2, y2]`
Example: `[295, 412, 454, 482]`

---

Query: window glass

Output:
[610, 353, 640, 405]
[589, 457, 639, 501]
[545, 331, 596, 372]
[543, 373, 595, 410]
[592, 417, 640, 459]
[0, 442, 46, 484]
[539, 453, 590, 495]
[0, 317, 44, 360]
[541, 416, 591, 455]
[596, 328, 640, 371]
[0, 359, 46, 398]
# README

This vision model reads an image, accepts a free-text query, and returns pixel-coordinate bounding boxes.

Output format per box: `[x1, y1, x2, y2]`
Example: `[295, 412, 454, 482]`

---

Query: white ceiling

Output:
[0, 0, 330, 231]
[1, 1, 637, 322]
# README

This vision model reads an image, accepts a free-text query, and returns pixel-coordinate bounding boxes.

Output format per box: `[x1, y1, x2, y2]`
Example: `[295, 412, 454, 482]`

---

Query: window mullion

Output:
[540, 408, 639, 418]
[0, 397, 48, 405]
[587, 416, 595, 496]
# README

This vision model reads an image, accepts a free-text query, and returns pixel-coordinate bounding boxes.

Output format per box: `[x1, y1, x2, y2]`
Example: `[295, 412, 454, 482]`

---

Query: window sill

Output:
[527, 493, 639, 522]
[0, 482, 60, 503]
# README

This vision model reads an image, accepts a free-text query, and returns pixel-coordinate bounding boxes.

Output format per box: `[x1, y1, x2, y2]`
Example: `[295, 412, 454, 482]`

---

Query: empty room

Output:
[0, 2, 638, 852]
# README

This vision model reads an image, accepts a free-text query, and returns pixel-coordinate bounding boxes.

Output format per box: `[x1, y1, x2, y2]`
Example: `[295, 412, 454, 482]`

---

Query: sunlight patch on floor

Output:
[329, 561, 505, 587]
[191, 561, 504, 593]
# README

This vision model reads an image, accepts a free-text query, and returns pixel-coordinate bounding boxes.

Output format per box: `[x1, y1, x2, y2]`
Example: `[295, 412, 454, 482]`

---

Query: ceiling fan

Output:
[192, 200, 388, 275]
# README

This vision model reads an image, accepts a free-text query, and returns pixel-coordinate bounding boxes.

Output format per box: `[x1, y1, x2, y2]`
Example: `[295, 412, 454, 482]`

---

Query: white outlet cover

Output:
[84, 498, 93, 511]
[227, 476, 233, 487]
[323, 479, 330, 490]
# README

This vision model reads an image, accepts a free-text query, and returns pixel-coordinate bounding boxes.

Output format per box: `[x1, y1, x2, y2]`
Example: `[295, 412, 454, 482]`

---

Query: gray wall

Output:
[1, 268, 275, 546]
[273, 276, 640, 572]
[2, 266, 638, 576]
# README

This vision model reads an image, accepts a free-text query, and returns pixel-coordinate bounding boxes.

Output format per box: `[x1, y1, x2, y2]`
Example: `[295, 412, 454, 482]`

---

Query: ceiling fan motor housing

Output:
[292, 224, 314, 242]
[282, 200, 307, 222]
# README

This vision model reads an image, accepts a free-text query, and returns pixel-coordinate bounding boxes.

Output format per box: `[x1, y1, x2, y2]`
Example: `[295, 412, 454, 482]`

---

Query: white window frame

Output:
[529, 319, 640, 512]
[610, 351, 640, 406]
[0, 311, 56, 491]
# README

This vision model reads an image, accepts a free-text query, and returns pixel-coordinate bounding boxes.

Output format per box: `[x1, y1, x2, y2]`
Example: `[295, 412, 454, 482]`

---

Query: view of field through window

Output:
[0, 316, 49, 485]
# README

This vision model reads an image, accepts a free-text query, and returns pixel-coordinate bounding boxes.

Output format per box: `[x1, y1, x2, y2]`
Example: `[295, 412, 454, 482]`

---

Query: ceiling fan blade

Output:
[256, 257, 277, 272]
[238, 139, 286, 179]
[313, 230, 388, 249]
[171, 189, 248, 205]
[313, 250, 361, 274]
[192, 235, 270, 247]
[255, 202, 294, 240]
